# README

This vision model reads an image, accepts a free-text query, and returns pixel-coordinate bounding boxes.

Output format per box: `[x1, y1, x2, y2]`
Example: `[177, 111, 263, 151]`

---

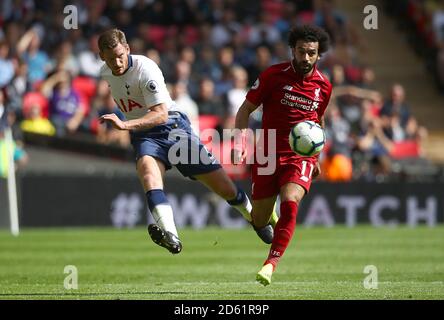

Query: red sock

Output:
[265, 200, 298, 270]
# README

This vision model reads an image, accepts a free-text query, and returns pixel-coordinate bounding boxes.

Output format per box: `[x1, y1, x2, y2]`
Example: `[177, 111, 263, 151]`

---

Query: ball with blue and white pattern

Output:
[289, 120, 326, 157]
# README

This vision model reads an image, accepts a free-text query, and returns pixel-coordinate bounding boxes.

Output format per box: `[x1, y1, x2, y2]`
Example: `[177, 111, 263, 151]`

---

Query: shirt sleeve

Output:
[139, 60, 170, 108]
[245, 69, 270, 107]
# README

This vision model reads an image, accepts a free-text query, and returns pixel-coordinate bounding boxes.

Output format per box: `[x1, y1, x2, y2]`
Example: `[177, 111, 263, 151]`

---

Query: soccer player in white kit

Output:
[98, 29, 275, 254]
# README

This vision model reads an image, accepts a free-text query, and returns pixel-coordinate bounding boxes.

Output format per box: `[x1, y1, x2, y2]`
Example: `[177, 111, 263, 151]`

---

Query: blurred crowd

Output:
[0, 0, 429, 181]
[384, 0, 444, 93]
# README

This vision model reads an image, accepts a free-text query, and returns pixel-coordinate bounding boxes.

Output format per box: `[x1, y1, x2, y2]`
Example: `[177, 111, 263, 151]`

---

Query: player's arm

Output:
[314, 85, 332, 178]
[319, 116, 325, 128]
[312, 117, 323, 179]
[235, 99, 259, 130]
[232, 99, 259, 164]
[99, 103, 168, 131]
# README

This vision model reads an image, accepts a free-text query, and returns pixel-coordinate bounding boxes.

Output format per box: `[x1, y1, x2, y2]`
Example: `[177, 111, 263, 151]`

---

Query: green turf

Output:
[0, 226, 443, 300]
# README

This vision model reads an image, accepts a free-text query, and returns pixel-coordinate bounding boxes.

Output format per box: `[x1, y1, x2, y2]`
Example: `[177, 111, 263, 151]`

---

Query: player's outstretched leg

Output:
[195, 169, 274, 244]
[146, 189, 182, 254]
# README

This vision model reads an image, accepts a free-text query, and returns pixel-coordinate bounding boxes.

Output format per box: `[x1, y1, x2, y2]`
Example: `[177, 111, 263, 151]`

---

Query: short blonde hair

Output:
[98, 28, 127, 52]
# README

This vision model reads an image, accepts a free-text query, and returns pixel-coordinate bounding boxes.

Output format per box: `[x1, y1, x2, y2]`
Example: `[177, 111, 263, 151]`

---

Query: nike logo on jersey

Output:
[283, 85, 293, 91]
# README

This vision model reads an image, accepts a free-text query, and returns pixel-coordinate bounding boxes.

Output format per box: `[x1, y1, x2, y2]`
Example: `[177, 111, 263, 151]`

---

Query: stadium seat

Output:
[390, 140, 420, 159]
[297, 11, 315, 25]
[261, 0, 285, 22]
[72, 76, 97, 113]
[146, 25, 168, 50]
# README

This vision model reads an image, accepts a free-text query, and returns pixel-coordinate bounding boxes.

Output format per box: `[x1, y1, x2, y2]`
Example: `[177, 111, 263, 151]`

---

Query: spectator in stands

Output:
[16, 28, 51, 88]
[246, 46, 273, 86]
[20, 102, 56, 136]
[146, 48, 161, 66]
[314, 0, 349, 46]
[169, 81, 199, 131]
[78, 34, 103, 78]
[210, 8, 242, 48]
[193, 45, 220, 82]
[247, 12, 282, 48]
[213, 46, 236, 97]
[359, 65, 377, 90]
[223, 66, 249, 129]
[196, 77, 226, 118]
[379, 83, 427, 141]
[356, 105, 394, 180]
[3, 58, 28, 119]
[52, 40, 79, 76]
[0, 41, 15, 89]
[172, 60, 198, 98]
[273, 41, 291, 63]
[40, 70, 85, 136]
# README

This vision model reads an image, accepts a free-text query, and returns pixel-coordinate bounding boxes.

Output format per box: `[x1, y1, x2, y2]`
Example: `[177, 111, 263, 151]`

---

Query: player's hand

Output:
[312, 161, 321, 179]
[99, 113, 127, 130]
[231, 147, 247, 165]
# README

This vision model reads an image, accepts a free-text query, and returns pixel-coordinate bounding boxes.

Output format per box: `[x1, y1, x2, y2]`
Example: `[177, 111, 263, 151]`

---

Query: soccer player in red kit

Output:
[233, 25, 332, 285]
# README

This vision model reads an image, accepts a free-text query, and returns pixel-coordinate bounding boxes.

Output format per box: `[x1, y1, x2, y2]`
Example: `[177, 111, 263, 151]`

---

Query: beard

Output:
[296, 61, 315, 74]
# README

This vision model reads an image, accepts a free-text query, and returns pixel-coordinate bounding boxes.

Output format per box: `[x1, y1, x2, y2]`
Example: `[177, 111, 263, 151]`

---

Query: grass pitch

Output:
[0, 225, 443, 300]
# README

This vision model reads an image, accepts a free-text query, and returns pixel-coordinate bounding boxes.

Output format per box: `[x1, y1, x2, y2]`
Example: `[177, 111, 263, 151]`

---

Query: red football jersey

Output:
[246, 61, 332, 153]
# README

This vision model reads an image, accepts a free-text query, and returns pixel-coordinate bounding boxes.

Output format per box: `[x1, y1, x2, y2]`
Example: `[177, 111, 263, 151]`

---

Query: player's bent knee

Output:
[280, 184, 305, 204]
[139, 172, 163, 190]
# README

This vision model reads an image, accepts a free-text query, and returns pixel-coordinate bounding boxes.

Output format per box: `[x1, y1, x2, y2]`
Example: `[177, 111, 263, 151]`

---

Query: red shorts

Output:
[251, 153, 317, 200]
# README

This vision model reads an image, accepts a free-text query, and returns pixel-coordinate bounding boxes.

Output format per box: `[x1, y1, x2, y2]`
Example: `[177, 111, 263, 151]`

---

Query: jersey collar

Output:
[119, 54, 133, 76]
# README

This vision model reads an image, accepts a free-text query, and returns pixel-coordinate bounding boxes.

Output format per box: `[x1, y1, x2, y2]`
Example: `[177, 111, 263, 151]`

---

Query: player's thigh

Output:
[278, 156, 317, 203]
[136, 155, 166, 192]
[251, 195, 278, 227]
[194, 168, 237, 200]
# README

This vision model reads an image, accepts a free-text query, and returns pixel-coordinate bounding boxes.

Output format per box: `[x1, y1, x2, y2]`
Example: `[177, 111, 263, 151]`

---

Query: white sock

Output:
[151, 204, 179, 237]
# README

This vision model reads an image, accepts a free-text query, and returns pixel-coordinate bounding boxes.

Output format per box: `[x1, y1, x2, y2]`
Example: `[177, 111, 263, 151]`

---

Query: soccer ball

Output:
[289, 120, 326, 156]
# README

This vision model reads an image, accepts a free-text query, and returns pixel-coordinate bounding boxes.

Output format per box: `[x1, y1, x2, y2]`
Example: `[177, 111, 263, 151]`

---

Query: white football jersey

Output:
[100, 55, 176, 120]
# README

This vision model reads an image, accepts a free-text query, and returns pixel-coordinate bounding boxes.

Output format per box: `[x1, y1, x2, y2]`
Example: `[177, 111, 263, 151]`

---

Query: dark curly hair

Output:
[288, 25, 330, 55]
